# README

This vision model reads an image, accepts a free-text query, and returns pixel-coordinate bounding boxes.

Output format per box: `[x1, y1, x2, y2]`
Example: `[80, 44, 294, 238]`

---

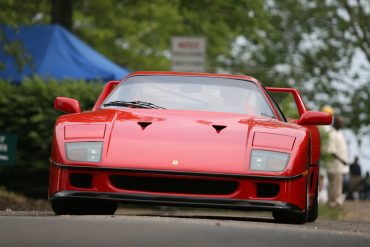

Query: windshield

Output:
[102, 75, 275, 117]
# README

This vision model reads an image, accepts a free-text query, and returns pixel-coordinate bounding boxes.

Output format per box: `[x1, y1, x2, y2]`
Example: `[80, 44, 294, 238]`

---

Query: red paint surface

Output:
[49, 71, 330, 212]
[253, 132, 296, 151]
[64, 124, 106, 139]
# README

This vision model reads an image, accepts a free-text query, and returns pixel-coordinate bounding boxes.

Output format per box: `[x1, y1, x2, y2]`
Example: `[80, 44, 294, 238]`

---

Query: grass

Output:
[0, 186, 26, 203]
[318, 204, 342, 220]
[0, 186, 51, 211]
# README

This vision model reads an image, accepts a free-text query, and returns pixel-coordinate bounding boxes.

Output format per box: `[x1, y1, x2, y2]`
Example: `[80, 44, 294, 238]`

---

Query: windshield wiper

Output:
[103, 100, 166, 109]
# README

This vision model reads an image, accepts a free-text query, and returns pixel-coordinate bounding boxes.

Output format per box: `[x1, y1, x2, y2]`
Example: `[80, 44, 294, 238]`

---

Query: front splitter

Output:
[51, 190, 302, 213]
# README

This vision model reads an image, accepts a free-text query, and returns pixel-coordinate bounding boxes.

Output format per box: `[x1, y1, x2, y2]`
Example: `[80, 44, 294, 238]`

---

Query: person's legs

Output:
[334, 173, 343, 206]
[328, 173, 343, 207]
[318, 174, 328, 203]
[327, 173, 336, 207]
[350, 176, 363, 200]
[347, 176, 355, 200]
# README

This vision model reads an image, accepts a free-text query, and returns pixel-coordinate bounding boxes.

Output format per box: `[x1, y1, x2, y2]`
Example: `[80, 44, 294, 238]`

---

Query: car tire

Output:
[307, 184, 319, 222]
[273, 169, 309, 224]
[272, 210, 307, 224]
[51, 199, 118, 215]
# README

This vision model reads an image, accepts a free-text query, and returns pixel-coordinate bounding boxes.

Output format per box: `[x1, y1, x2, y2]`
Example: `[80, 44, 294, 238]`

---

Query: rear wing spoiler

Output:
[92, 80, 120, 111]
[266, 87, 307, 117]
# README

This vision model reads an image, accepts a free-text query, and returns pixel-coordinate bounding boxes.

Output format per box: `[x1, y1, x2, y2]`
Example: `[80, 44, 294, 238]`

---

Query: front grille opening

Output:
[256, 183, 279, 198]
[69, 173, 93, 189]
[110, 175, 238, 195]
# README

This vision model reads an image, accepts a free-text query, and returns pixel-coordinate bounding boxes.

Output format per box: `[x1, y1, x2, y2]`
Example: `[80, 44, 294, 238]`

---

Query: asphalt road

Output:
[1, 209, 369, 247]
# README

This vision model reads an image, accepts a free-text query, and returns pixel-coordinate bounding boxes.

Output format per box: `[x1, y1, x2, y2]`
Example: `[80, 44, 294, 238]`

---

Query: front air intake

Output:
[212, 125, 227, 133]
[256, 183, 280, 198]
[69, 173, 93, 188]
[110, 175, 238, 195]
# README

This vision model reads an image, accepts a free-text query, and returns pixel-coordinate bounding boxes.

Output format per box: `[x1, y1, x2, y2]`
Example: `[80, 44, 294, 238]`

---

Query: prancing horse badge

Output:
[172, 160, 179, 165]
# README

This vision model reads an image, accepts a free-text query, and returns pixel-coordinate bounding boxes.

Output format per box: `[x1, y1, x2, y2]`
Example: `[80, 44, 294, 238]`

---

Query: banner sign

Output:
[0, 132, 17, 166]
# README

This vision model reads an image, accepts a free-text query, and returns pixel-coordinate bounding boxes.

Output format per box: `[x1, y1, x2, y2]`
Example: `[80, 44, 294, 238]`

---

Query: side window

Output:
[262, 87, 286, 121]
[268, 92, 300, 120]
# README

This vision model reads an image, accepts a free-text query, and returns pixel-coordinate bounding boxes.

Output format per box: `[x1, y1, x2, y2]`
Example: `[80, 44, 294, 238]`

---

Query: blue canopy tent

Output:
[0, 24, 130, 83]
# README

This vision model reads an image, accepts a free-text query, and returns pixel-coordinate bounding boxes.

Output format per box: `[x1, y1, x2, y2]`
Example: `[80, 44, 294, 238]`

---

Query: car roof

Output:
[125, 71, 261, 85]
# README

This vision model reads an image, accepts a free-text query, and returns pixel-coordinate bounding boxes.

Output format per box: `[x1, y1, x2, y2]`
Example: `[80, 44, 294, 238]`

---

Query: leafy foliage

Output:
[266, 0, 370, 134]
[1, 1, 369, 145]
[0, 78, 102, 197]
[0, 78, 102, 169]
[0, 0, 50, 70]
[1, 1, 370, 136]
[72, 0, 270, 72]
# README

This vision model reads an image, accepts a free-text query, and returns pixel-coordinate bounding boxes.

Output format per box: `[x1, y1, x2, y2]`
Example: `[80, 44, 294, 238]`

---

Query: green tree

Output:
[0, 0, 50, 70]
[265, 0, 370, 134]
[72, 0, 271, 71]
[2, 0, 370, 135]
[0, 78, 103, 197]
[51, 0, 73, 30]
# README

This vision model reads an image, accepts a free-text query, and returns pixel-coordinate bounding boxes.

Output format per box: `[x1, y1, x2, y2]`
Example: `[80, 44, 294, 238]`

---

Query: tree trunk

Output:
[51, 0, 73, 30]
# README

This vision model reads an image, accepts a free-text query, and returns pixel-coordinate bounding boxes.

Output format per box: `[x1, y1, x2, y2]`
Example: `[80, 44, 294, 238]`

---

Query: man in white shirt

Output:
[327, 116, 349, 207]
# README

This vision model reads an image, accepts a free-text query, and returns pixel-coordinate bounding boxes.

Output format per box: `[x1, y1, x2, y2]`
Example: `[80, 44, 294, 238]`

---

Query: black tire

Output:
[273, 166, 309, 224]
[273, 190, 315, 223]
[307, 184, 319, 222]
[272, 210, 307, 224]
[51, 199, 118, 215]
[273, 187, 309, 224]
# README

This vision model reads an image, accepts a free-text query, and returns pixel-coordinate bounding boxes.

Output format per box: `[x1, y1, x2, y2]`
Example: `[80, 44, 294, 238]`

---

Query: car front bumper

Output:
[50, 190, 302, 212]
[49, 161, 308, 212]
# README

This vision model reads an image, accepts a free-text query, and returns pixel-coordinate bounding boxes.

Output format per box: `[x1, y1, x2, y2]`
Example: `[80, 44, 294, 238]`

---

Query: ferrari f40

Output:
[49, 72, 331, 223]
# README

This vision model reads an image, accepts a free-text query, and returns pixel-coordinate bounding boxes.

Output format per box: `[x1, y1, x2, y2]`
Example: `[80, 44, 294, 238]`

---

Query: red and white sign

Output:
[171, 37, 206, 72]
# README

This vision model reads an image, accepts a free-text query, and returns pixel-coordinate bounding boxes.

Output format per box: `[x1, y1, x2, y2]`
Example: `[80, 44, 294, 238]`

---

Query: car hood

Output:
[57, 108, 307, 174]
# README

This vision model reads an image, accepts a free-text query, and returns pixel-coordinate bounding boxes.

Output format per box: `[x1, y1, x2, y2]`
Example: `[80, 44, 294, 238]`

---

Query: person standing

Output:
[363, 172, 370, 200]
[326, 116, 349, 208]
[317, 105, 335, 204]
[347, 156, 362, 200]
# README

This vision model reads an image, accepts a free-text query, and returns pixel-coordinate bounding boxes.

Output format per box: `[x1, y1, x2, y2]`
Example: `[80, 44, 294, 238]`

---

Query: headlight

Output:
[65, 142, 103, 162]
[250, 150, 290, 172]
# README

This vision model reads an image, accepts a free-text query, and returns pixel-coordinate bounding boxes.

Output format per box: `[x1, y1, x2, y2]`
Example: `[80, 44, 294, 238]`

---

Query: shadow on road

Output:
[137, 213, 276, 223]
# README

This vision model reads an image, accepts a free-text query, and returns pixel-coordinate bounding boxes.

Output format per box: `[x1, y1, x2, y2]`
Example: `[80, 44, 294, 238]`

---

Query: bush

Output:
[0, 77, 103, 197]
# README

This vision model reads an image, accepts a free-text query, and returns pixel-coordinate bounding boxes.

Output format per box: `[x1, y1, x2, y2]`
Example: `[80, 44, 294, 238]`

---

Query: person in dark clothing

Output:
[347, 156, 362, 200]
[362, 172, 370, 200]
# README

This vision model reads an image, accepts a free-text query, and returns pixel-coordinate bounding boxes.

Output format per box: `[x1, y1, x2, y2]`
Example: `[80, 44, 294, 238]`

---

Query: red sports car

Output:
[49, 71, 331, 223]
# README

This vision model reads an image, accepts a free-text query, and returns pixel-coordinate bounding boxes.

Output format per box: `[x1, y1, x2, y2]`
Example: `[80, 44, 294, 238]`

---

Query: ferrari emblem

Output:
[172, 160, 179, 165]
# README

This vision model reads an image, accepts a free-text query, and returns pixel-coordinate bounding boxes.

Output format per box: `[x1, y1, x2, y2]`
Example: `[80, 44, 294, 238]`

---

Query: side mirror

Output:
[296, 111, 332, 125]
[54, 97, 81, 114]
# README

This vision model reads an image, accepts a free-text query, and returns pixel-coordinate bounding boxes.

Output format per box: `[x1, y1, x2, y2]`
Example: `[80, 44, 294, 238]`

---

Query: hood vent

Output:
[138, 121, 152, 130]
[212, 124, 227, 133]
